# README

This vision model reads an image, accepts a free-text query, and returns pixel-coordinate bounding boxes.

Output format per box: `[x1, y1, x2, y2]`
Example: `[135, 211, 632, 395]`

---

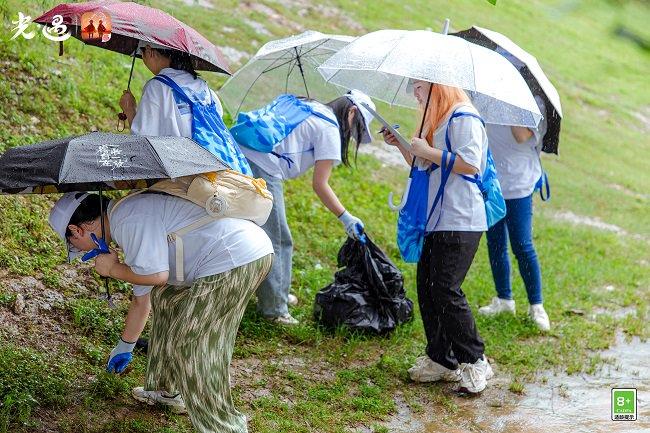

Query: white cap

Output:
[134, 40, 172, 56]
[345, 89, 375, 144]
[49, 192, 90, 261]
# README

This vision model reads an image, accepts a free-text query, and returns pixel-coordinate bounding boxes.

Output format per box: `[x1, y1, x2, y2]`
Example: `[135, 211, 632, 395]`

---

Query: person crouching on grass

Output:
[49, 192, 273, 433]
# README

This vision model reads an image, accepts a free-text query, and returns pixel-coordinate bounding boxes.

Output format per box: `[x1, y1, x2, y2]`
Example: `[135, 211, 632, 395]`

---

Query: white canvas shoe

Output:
[479, 297, 516, 316]
[287, 293, 299, 307]
[408, 356, 461, 383]
[529, 304, 551, 331]
[132, 387, 187, 414]
[267, 313, 299, 326]
[456, 359, 488, 394]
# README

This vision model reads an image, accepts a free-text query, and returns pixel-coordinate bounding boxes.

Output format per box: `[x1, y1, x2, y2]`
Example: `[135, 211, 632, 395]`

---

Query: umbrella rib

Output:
[146, 137, 168, 176]
[261, 39, 332, 73]
[390, 76, 406, 106]
[57, 138, 72, 185]
[235, 58, 288, 114]
[232, 51, 296, 114]
[285, 56, 299, 94]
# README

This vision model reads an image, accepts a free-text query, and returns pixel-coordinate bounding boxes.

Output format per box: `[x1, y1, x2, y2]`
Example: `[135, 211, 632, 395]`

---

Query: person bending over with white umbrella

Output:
[383, 80, 493, 394]
[234, 90, 376, 325]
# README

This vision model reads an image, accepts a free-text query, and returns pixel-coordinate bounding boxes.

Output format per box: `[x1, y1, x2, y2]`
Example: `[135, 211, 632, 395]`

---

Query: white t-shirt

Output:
[130, 68, 224, 137]
[418, 104, 488, 232]
[242, 101, 341, 179]
[108, 194, 273, 296]
[486, 97, 547, 200]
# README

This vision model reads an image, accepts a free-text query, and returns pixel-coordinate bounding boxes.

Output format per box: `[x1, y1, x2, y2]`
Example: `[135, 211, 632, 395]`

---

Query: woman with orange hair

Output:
[383, 80, 492, 394]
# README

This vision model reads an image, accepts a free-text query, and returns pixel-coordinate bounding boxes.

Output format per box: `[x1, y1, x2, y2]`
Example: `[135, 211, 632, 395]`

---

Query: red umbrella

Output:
[34, 0, 230, 74]
[35, 1, 231, 129]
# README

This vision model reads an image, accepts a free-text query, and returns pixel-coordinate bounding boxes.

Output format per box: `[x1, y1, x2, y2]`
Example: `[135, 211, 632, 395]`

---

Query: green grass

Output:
[0, 0, 649, 432]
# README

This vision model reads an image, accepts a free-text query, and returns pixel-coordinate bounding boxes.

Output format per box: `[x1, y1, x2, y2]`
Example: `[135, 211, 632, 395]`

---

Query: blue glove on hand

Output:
[338, 211, 366, 242]
[82, 233, 110, 262]
[106, 338, 136, 373]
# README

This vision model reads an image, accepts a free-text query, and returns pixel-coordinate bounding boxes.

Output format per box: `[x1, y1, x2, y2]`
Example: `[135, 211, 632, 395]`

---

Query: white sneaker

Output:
[267, 313, 299, 326]
[478, 297, 516, 316]
[457, 359, 488, 394]
[529, 304, 550, 331]
[408, 356, 461, 383]
[132, 387, 187, 414]
[287, 293, 299, 307]
[476, 355, 494, 381]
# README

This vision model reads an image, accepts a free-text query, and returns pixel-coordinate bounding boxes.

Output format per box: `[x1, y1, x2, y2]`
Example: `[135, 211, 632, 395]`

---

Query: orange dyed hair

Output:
[417, 82, 470, 146]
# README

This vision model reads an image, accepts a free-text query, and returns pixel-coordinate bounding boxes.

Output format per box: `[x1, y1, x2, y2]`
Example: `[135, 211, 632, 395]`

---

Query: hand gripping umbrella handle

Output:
[388, 177, 412, 211]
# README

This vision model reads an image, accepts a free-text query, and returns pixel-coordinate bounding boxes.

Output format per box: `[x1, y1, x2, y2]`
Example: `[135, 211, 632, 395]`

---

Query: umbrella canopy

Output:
[452, 26, 562, 154]
[318, 29, 542, 128]
[34, 0, 230, 74]
[0, 132, 229, 194]
[219, 30, 353, 115]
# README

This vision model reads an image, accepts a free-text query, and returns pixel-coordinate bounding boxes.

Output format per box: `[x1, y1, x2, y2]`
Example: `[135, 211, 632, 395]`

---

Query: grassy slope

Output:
[0, 0, 649, 432]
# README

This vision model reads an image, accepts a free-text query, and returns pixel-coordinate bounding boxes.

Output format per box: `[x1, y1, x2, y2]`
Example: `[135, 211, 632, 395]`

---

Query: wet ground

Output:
[385, 332, 649, 433]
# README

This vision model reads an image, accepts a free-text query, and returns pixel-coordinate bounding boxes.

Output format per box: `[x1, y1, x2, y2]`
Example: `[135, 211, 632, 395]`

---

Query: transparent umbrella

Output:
[218, 30, 353, 116]
[318, 29, 542, 127]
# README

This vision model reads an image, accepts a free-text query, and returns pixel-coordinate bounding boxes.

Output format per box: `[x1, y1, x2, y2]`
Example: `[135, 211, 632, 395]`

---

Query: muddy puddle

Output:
[386, 332, 649, 433]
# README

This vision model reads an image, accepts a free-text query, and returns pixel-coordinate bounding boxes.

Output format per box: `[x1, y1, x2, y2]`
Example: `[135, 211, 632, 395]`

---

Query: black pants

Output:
[416, 231, 485, 370]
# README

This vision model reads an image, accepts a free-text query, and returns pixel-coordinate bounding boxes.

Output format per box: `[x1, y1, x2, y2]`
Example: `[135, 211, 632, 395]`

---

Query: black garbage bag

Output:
[314, 235, 413, 334]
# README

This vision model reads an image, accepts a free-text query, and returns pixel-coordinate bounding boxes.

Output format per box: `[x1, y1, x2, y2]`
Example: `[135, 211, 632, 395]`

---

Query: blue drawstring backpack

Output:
[153, 75, 253, 176]
[396, 110, 506, 263]
[397, 151, 455, 263]
[230, 94, 338, 167]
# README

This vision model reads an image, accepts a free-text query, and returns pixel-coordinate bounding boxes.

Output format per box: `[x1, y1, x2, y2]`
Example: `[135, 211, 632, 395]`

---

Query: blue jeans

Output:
[250, 162, 292, 318]
[486, 194, 543, 305]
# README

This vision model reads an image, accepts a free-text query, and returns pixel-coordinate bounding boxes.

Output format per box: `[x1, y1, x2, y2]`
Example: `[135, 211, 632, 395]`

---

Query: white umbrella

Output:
[452, 26, 562, 153]
[318, 29, 542, 127]
[219, 30, 354, 116]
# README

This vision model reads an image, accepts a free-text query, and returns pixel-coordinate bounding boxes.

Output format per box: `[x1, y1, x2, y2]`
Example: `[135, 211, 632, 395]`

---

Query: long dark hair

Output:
[156, 49, 199, 79]
[325, 96, 365, 166]
[65, 193, 107, 237]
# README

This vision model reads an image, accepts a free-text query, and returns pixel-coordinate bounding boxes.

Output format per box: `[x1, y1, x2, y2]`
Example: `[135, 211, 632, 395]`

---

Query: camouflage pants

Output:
[145, 254, 273, 433]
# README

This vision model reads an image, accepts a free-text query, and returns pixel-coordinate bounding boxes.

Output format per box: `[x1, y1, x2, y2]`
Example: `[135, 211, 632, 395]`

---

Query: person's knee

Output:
[512, 239, 536, 259]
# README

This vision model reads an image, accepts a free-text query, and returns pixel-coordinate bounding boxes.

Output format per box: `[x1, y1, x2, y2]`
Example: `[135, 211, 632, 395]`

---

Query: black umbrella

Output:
[452, 26, 563, 154]
[0, 132, 228, 193]
[0, 132, 230, 303]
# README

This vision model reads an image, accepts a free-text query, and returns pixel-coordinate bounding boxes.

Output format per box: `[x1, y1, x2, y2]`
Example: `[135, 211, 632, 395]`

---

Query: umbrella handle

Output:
[442, 18, 450, 35]
[117, 112, 127, 132]
[388, 177, 412, 211]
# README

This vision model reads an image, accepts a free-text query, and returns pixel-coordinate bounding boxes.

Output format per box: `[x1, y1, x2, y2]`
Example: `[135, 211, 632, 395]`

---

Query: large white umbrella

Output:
[318, 29, 542, 127]
[219, 30, 354, 116]
[452, 26, 562, 153]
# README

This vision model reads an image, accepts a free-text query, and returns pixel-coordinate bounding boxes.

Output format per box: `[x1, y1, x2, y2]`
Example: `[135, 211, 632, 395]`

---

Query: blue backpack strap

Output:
[309, 110, 338, 128]
[270, 151, 295, 168]
[537, 169, 551, 201]
[424, 150, 456, 231]
[445, 110, 486, 152]
[153, 75, 193, 105]
[445, 110, 487, 192]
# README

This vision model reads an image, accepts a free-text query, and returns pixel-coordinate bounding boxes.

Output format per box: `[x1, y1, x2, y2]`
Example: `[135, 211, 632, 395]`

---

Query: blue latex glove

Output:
[82, 233, 110, 262]
[106, 338, 136, 373]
